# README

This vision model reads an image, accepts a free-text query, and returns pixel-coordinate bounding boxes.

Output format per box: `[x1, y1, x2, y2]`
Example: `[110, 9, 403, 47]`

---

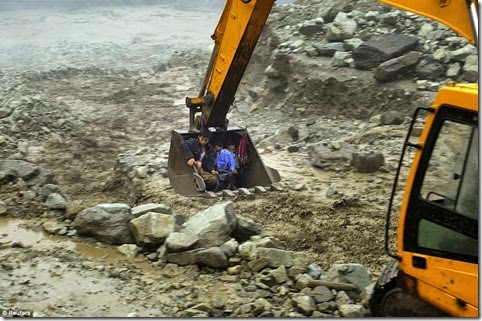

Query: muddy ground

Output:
[0, 0, 448, 317]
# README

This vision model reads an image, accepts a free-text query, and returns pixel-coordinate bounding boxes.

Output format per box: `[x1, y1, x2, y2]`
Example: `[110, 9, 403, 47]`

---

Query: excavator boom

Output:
[169, 0, 280, 197]
[378, 0, 478, 45]
[187, 0, 275, 130]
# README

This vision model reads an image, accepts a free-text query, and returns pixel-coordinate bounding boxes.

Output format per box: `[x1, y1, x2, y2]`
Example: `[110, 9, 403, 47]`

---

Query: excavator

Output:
[368, 0, 479, 317]
[167, 0, 478, 316]
[167, 0, 281, 198]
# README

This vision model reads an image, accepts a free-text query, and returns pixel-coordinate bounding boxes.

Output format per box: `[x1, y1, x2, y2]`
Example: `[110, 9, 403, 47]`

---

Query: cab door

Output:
[400, 104, 478, 317]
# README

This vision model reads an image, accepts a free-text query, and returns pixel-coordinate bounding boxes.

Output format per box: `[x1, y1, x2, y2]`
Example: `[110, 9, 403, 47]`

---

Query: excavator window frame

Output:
[402, 104, 478, 264]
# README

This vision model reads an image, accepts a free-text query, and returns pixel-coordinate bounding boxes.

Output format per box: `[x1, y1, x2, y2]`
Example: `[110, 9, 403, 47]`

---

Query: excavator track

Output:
[369, 260, 448, 317]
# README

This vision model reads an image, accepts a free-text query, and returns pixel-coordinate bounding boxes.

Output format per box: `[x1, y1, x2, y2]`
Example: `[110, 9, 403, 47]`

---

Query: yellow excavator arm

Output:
[378, 0, 479, 45]
[186, 0, 275, 131]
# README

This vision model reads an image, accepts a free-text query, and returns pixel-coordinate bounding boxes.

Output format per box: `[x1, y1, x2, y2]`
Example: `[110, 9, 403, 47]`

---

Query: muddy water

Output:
[0, 218, 245, 317]
[0, 218, 175, 316]
[0, 218, 147, 265]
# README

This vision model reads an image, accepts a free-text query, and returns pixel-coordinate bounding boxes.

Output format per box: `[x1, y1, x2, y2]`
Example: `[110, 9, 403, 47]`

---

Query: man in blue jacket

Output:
[213, 141, 237, 191]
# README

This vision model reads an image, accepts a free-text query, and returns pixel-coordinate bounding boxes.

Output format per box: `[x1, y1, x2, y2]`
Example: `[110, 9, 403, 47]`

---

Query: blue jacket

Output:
[215, 149, 236, 172]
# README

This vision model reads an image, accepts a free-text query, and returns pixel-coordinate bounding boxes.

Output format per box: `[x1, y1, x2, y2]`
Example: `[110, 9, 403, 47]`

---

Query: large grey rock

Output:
[463, 54, 478, 82]
[306, 141, 355, 169]
[164, 232, 198, 252]
[313, 42, 345, 57]
[129, 212, 175, 246]
[450, 44, 477, 62]
[311, 286, 335, 303]
[44, 192, 68, 210]
[0, 160, 39, 180]
[380, 111, 404, 125]
[73, 203, 134, 244]
[339, 304, 367, 317]
[415, 58, 446, 80]
[166, 248, 204, 266]
[299, 20, 324, 36]
[131, 203, 172, 218]
[181, 201, 238, 248]
[324, 263, 372, 293]
[195, 247, 229, 268]
[117, 244, 139, 259]
[353, 33, 419, 70]
[291, 294, 316, 316]
[351, 151, 384, 173]
[326, 12, 357, 42]
[374, 51, 421, 81]
[231, 217, 266, 242]
[257, 247, 309, 268]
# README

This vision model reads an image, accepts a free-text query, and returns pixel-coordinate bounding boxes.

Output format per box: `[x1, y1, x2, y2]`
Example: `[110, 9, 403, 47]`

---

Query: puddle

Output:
[0, 218, 138, 266]
[0, 218, 171, 316]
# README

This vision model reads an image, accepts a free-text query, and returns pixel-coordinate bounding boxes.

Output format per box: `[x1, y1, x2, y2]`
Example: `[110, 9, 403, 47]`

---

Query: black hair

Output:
[212, 139, 223, 147]
[198, 128, 211, 139]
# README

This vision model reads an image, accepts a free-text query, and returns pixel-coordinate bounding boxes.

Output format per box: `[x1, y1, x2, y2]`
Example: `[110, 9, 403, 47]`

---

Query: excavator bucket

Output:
[168, 126, 280, 197]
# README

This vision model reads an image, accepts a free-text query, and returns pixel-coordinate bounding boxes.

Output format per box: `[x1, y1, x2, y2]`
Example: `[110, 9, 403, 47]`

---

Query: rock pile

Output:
[268, 0, 477, 85]
[66, 200, 373, 317]
[0, 159, 69, 218]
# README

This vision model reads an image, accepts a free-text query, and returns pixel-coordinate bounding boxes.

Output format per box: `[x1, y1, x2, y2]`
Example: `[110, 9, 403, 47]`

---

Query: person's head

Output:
[228, 144, 236, 153]
[198, 128, 211, 147]
[213, 140, 223, 152]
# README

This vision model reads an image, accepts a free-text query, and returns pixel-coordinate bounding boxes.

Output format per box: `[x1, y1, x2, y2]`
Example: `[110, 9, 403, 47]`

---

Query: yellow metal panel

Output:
[433, 83, 479, 113]
[399, 254, 478, 316]
[378, 0, 477, 45]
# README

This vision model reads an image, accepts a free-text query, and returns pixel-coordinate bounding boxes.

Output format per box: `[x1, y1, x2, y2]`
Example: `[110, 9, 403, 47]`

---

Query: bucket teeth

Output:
[203, 191, 218, 198]
[254, 186, 268, 193]
[222, 189, 236, 197]
[238, 187, 252, 196]
[270, 183, 284, 191]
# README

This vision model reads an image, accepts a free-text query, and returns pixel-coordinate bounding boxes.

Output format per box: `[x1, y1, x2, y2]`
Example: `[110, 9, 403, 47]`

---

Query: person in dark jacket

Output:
[180, 128, 218, 191]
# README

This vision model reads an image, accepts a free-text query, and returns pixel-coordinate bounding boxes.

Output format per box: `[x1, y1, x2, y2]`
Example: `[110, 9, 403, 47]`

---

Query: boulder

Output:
[231, 217, 266, 242]
[129, 212, 175, 246]
[353, 33, 419, 70]
[351, 151, 384, 173]
[195, 247, 229, 268]
[131, 203, 172, 218]
[374, 51, 421, 81]
[313, 42, 345, 57]
[0, 160, 39, 181]
[164, 232, 198, 252]
[73, 203, 134, 244]
[306, 141, 355, 169]
[44, 193, 69, 210]
[181, 201, 238, 248]
[257, 247, 309, 268]
[324, 263, 372, 293]
[415, 58, 446, 80]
